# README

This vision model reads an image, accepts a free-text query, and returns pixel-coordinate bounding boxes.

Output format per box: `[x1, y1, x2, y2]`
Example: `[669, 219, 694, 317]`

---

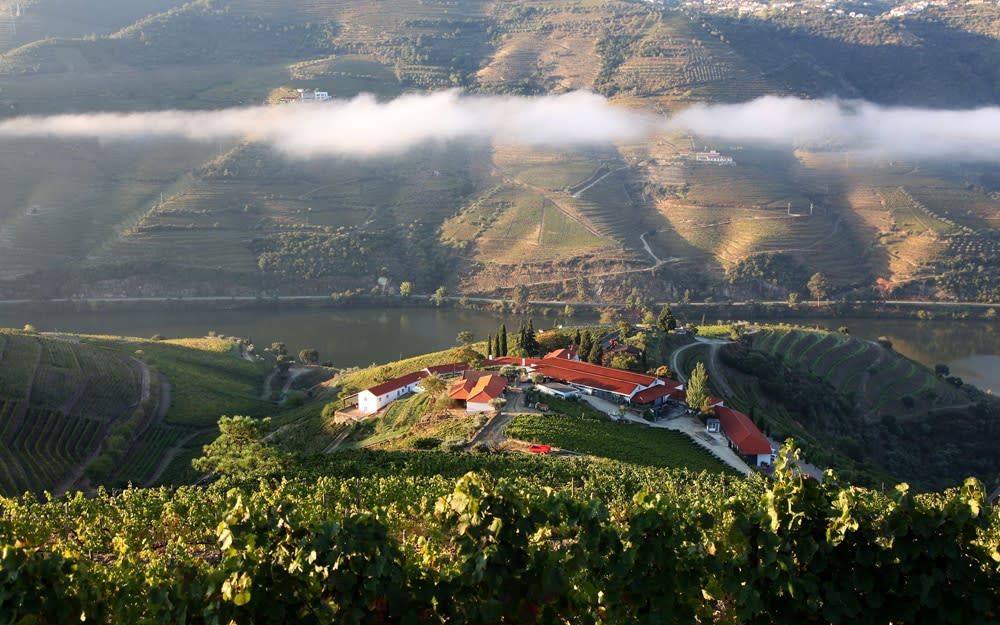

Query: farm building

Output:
[715, 406, 772, 466]
[535, 382, 580, 399]
[631, 381, 685, 408]
[448, 372, 508, 413]
[357, 372, 426, 416]
[492, 355, 667, 403]
[356, 362, 469, 416]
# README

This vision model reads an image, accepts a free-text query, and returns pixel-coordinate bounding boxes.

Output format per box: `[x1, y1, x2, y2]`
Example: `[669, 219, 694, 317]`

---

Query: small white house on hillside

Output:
[357, 372, 425, 416]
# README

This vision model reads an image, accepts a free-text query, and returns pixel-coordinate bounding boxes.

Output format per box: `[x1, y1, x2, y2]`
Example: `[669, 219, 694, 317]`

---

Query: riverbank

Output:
[0, 292, 995, 323]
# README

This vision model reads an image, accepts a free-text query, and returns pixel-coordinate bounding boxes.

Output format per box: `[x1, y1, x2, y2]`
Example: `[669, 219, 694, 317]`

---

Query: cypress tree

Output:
[587, 342, 603, 365]
[499, 324, 508, 356]
[487, 334, 494, 358]
[573, 329, 582, 346]
[579, 330, 593, 356]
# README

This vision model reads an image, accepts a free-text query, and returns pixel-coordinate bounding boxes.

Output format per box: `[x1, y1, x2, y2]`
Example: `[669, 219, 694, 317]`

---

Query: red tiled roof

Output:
[449, 373, 507, 403]
[632, 385, 673, 404]
[425, 362, 469, 375]
[365, 371, 426, 397]
[716, 407, 771, 455]
[544, 346, 578, 360]
[363, 362, 467, 397]
[532, 357, 659, 397]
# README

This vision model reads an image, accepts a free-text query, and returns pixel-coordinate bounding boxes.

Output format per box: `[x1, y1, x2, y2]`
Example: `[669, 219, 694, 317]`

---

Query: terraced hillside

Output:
[0, 329, 142, 495]
[0, 329, 279, 495]
[0, 0, 999, 301]
[710, 327, 998, 490]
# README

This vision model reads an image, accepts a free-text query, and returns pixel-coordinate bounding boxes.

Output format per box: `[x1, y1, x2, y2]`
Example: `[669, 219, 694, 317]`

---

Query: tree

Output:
[486, 334, 494, 357]
[610, 353, 642, 372]
[563, 304, 575, 319]
[432, 286, 447, 307]
[456, 330, 474, 346]
[573, 329, 582, 346]
[455, 345, 484, 369]
[617, 320, 631, 340]
[517, 320, 540, 357]
[499, 324, 508, 356]
[21, 323, 36, 334]
[807, 272, 829, 304]
[935, 364, 951, 377]
[579, 331, 593, 356]
[276, 355, 292, 374]
[642, 310, 656, 326]
[375, 365, 393, 383]
[787, 292, 799, 308]
[298, 348, 319, 365]
[399, 281, 412, 297]
[489, 397, 507, 413]
[686, 362, 710, 413]
[587, 342, 603, 365]
[420, 374, 447, 399]
[270, 342, 287, 356]
[192, 416, 282, 477]
[654, 364, 673, 379]
[657, 305, 677, 332]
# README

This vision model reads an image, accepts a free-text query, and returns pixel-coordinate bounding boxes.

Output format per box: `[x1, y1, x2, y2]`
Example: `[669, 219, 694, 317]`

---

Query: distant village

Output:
[336, 330, 775, 473]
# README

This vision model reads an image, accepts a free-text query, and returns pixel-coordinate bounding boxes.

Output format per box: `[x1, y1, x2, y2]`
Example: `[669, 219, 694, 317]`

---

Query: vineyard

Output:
[0, 448, 996, 624]
[0, 330, 144, 496]
[506, 413, 732, 474]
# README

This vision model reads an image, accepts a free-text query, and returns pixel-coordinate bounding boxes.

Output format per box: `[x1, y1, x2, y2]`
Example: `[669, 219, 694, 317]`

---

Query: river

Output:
[0, 307, 997, 390]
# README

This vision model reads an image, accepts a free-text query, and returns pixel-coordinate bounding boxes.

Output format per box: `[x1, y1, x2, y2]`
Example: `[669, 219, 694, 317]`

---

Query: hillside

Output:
[0, 329, 274, 495]
[670, 324, 1000, 490]
[0, 0, 997, 302]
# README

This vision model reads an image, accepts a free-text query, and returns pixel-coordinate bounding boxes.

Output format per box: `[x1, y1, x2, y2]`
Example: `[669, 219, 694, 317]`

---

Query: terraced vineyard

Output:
[0, 330, 144, 495]
[112, 423, 198, 486]
[750, 328, 965, 418]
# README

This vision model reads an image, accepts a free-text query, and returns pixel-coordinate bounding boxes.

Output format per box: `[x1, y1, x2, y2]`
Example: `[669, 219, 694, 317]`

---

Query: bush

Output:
[411, 437, 442, 450]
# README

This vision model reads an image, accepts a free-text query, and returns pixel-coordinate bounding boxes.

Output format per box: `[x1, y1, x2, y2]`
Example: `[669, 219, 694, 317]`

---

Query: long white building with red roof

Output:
[356, 362, 469, 416]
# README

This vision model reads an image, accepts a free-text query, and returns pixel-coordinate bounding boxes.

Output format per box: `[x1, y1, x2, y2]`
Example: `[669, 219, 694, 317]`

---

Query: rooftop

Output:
[716, 407, 771, 456]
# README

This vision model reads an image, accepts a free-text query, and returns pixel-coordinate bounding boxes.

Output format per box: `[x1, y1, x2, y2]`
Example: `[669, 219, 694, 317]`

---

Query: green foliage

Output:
[192, 415, 282, 478]
[686, 362, 710, 411]
[657, 304, 677, 332]
[2, 447, 994, 624]
[297, 348, 319, 365]
[726, 252, 809, 297]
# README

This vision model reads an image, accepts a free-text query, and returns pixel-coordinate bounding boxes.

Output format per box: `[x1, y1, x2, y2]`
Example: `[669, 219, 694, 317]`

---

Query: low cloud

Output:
[0, 90, 655, 158]
[4, 93, 1000, 162]
[667, 96, 1000, 161]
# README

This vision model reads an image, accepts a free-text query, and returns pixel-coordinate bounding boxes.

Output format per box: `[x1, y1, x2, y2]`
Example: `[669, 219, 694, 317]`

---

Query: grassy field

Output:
[93, 336, 270, 427]
[506, 414, 732, 473]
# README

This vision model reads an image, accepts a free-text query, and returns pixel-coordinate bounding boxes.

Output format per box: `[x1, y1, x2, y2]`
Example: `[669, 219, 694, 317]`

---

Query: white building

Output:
[356, 371, 425, 416]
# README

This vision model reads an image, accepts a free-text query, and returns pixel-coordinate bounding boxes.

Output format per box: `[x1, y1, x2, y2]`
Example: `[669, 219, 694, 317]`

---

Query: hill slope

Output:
[0, 0, 997, 302]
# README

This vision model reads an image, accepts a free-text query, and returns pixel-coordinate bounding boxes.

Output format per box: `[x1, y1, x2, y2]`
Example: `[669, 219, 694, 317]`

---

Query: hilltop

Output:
[0, 0, 997, 303]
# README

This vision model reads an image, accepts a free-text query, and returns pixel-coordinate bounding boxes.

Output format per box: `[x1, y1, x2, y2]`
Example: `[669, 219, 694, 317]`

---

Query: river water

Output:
[0, 307, 997, 390]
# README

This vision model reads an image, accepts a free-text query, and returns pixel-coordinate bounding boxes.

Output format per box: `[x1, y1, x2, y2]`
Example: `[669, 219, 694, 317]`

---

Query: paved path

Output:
[467, 410, 513, 449]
